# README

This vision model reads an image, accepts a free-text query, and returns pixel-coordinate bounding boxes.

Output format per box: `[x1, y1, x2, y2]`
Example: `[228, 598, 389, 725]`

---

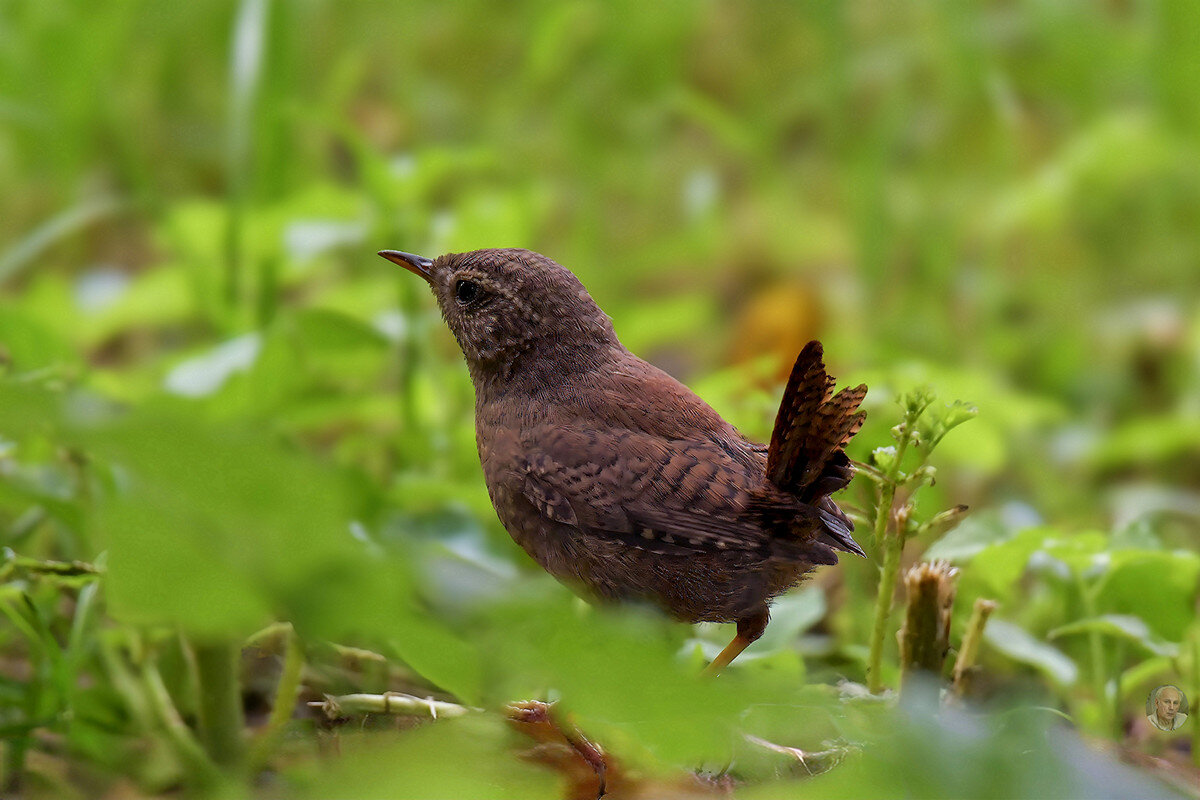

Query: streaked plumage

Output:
[380, 247, 867, 669]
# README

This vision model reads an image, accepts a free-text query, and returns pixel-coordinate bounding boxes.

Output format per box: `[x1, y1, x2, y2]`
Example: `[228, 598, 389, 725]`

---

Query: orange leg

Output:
[703, 634, 753, 677]
[703, 609, 769, 677]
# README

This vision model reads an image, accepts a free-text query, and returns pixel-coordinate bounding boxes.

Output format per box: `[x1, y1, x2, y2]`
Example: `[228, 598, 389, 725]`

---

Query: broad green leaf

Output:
[984, 620, 1078, 688]
[1049, 614, 1180, 657]
[1119, 656, 1176, 699]
[289, 715, 555, 799]
[0, 311, 75, 372]
[924, 506, 1035, 562]
[956, 527, 1050, 598]
[484, 592, 783, 765]
[164, 334, 263, 398]
[292, 308, 391, 352]
[386, 616, 483, 706]
[1089, 414, 1200, 469]
[1093, 550, 1200, 641]
[853, 362, 1064, 472]
[74, 402, 482, 696]
[80, 264, 194, 347]
[90, 411, 355, 634]
[752, 689, 1176, 800]
[745, 585, 826, 655]
[1037, 532, 1111, 575]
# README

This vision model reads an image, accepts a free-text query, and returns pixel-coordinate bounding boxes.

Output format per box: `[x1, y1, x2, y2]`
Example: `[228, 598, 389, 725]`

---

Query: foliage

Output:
[2, 2, 1199, 798]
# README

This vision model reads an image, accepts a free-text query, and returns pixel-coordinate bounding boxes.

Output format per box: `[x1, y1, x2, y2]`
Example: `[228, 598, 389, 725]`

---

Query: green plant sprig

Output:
[861, 389, 976, 694]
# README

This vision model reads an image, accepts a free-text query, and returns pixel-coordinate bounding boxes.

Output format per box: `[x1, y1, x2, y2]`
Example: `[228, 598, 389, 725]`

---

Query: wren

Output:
[379, 248, 867, 673]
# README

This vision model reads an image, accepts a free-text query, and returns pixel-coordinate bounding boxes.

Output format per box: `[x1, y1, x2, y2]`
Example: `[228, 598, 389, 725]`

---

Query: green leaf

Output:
[1119, 656, 1176, 699]
[164, 334, 263, 398]
[900, 388, 936, 419]
[1092, 550, 1200, 641]
[751, 586, 826, 654]
[1048, 614, 1180, 657]
[83, 410, 349, 622]
[952, 527, 1049, 598]
[1089, 413, 1200, 469]
[984, 620, 1078, 688]
[1037, 532, 1110, 575]
[0, 311, 76, 372]
[917, 399, 978, 454]
[80, 264, 194, 347]
[869, 445, 898, 474]
[75, 403, 485, 697]
[754, 689, 1173, 800]
[292, 308, 391, 352]
[386, 617, 483, 706]
[941, 400, 980, 431]
[484, 592, 782, 765]
[290, 715, 555, 799]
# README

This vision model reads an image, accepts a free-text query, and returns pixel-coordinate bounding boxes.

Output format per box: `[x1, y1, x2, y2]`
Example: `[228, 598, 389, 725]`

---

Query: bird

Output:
[379, 248, 867, 674]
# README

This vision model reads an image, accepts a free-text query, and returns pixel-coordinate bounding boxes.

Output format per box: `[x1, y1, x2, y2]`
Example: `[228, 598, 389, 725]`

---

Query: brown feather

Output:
[398, 248, 869, 638]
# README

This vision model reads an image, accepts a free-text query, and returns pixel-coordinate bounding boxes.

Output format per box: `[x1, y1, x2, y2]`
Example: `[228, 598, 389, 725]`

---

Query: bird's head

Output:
[379, 248, 619, 383]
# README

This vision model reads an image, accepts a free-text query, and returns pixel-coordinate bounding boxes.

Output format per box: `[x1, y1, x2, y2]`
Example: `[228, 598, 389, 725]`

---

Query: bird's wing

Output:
[514, 425, 781, 557]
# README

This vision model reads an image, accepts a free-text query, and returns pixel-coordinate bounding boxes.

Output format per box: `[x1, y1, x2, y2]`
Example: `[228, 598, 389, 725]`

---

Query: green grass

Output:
[1, 2, 1198, 797]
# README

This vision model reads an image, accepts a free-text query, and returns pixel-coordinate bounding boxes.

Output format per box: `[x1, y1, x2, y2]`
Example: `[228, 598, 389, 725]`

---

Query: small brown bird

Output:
[379, 248, 867, 673]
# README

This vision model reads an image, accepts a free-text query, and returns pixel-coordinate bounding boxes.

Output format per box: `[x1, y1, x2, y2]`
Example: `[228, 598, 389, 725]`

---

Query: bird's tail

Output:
[766, 341, 867, 556]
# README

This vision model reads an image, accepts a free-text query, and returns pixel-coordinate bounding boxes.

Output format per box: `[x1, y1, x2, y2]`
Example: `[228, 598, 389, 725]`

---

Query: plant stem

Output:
[898, 561, 957, 694]
[194, 640, 244, 772]
[1079, 579, 1108, 734]
[248, 625, 304, 771]
[1111, 640, 1125, 741]
[244, 621, 292, 648]
[224, 0, 270, 315]
[863, 397, 958, 695]
[1192, 633, 1199, 768]
[140, 658, 220, 786]
[952, 598, 997, 698]
[866, 481, 899, 693]
[308, 692, 474, 720]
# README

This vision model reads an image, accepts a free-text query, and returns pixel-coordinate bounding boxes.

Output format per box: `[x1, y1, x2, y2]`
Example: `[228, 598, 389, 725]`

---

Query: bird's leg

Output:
[703, 608, 769, 677]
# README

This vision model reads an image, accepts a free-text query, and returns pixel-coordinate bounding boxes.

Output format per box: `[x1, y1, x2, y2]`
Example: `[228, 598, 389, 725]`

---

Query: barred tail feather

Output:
[767, 341, 867, 554]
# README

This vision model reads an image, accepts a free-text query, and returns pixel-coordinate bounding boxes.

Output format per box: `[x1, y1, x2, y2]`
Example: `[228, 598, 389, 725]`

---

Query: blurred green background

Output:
[2, 2, 1198, 798]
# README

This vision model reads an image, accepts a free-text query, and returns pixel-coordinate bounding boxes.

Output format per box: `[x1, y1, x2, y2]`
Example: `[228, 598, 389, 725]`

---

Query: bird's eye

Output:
[454, 279, 480, 305]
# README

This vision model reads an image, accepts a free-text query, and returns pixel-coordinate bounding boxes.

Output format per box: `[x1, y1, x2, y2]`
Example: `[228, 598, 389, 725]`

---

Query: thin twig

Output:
[308, 692, 476, 720]
[327, 643, 388, 663]
[951, 598, 997, 698]
[744, 734, 855, 776]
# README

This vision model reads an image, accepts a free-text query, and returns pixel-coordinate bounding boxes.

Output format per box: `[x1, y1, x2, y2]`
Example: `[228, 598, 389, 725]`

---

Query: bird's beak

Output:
[378, 250, 435, 283]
